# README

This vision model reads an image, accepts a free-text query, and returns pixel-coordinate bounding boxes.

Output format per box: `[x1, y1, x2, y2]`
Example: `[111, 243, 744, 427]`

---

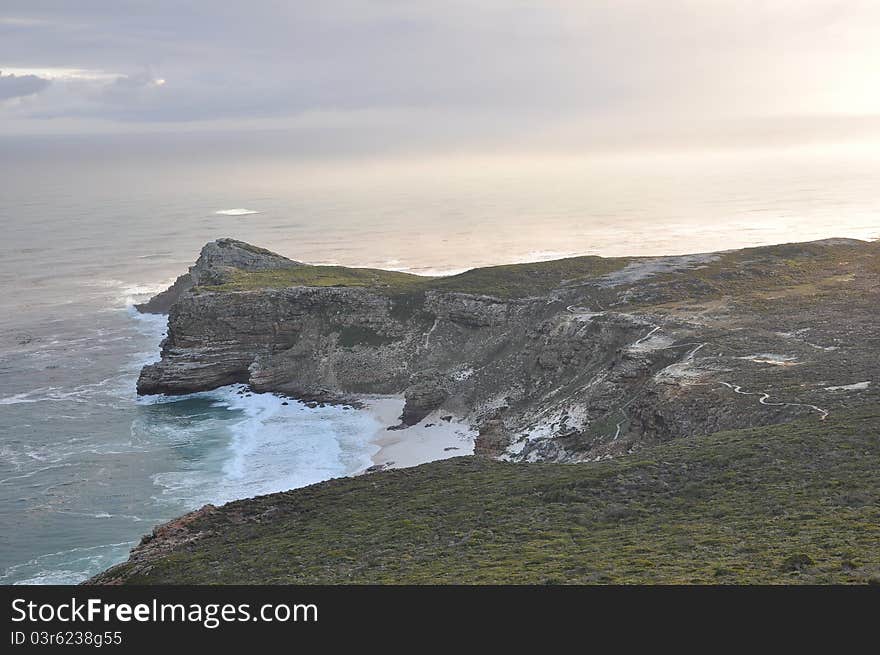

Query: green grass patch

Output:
[201, 255, 631, 299]
[643, 240, 875, 303]
[198, 239, 878, 307]
[204, 265, 430, 293]
[335, 325, 398, 348]
[118, 405, 880, 585]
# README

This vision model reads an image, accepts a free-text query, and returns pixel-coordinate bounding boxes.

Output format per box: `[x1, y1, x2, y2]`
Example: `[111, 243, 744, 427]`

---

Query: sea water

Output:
[2, 137, 880, 583]
[0, 287, 382, 584]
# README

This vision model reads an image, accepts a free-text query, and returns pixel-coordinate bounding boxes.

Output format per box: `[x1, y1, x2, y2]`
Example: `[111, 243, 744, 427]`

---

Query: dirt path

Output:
[717, 381, 828, 420]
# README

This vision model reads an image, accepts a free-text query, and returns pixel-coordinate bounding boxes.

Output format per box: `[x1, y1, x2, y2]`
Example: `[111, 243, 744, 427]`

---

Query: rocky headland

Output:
[90, 236, 880, 584]
[137, 236, 879, 461]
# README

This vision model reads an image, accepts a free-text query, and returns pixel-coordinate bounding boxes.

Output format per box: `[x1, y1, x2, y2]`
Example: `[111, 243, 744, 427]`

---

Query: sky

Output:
[3, 1, 880, 154]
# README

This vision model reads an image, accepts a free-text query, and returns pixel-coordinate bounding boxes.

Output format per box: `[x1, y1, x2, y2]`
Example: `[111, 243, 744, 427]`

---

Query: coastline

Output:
[360, 396, 476, 471]
[76, 237, 880, 585]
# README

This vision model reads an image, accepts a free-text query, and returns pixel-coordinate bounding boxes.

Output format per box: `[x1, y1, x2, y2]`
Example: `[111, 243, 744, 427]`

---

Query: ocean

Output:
[1, 136, 879, 584]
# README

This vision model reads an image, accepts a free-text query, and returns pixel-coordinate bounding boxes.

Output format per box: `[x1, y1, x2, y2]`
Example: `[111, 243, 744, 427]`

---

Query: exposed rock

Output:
[91, 236, 880, 586]
[362, 463, 393, 474]
[15, 333, 37, 346]
[189, 238, 302, 286]
[87, 504, 219, 584]
[474, 413, 508, 457]
[135, 237, 880, 463]
[399, 371, 449, 426]
[135, 272, 194, 314]
[135, 238, 301, 314]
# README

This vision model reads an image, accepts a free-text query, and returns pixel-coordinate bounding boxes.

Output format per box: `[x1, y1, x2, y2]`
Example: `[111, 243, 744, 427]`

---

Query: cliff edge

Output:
[135, 238, 301, 313]
[136, 237, 880, 463]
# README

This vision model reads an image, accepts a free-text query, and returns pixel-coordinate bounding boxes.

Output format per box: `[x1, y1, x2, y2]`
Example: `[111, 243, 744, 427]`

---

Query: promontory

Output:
[90, 237, 880, 584]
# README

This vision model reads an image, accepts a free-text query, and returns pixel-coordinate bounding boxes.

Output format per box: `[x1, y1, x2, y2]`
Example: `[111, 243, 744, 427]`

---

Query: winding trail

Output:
[423, 318, 440, 349]
[632, 325, 662, 346]
[545, 315, 830, 448]
[610, 393, 642, 441]
[609, 341, 707, 440]
[717, 381, 828, 421]
[565, 305, 604, 316]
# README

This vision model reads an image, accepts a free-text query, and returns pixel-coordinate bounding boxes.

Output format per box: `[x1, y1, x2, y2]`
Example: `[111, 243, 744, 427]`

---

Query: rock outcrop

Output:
[136, 237, 880, 461]
[90, 504, 220, 585]
[135, 238, 301, 314]
[135, 272, 194, 315]
[89, 236, 880, 586]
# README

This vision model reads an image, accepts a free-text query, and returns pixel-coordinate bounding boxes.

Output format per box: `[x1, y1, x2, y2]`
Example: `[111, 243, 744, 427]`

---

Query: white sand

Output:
[360, 396, 476, 471]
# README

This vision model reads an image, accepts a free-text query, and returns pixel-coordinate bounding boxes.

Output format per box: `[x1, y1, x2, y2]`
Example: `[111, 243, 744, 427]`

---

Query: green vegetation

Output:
[204, 265, 430, 293]
[640, 239, 878, 308]
[427, 256, 629, 298]
[335, 325, 398, 348]
[229, 241, 289, 258]
[117, 405, 880, 584]
[201, 255, 631, 299]
[199, 239, 879, 309]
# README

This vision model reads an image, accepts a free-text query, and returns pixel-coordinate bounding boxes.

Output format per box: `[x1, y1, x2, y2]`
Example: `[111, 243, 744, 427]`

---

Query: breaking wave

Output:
[214, 208, 261, 216]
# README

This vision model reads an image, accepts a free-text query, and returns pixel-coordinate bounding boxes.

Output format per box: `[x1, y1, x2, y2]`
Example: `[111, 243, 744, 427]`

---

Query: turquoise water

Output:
[1, 137, 879, 583]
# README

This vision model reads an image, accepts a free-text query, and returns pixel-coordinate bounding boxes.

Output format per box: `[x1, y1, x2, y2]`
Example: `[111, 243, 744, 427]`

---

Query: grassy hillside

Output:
[638, 239, 879, 306]
[199, 238, 879, 305]
[113, 405, 880, 584]
[202, 254, 631, 298]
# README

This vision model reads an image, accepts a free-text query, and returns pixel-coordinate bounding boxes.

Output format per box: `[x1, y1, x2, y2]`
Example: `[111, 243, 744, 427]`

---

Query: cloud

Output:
[98, 72, 167, 105]
[2, 1, 880, 149]
[0, 71, 50, 101]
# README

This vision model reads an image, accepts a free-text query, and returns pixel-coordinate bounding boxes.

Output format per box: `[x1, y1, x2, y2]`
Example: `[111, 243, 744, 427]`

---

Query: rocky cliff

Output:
[135, 238, 301, 313]
[136, 237, 880, 463]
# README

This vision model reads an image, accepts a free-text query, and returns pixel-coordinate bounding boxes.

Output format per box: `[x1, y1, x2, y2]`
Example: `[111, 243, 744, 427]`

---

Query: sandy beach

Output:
[361, 396, 476, 470]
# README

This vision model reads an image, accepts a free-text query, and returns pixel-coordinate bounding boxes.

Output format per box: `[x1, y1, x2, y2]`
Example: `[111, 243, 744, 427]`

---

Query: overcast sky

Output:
[3, 1, 880, 152]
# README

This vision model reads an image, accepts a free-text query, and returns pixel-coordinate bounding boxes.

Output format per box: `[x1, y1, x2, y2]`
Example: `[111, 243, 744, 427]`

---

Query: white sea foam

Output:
[120, 280, 176, 310]
[123, 281, 382, 509]
[524, 249, 580, 261]
[122, 284, 170, 375]
[215, 208, 261, 216]
[149, 385, 381, 507]
[0, 391, 43, 405]
[2, 277, 413, 584]
[2, 541, 137, 586]
[0, 309, 163, 405]
[0, 387, 98, 405]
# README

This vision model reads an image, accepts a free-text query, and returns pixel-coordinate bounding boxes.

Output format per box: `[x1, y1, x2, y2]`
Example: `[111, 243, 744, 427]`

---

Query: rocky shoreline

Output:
[133, 236, 879, 462]
[86, 235, 880, 585]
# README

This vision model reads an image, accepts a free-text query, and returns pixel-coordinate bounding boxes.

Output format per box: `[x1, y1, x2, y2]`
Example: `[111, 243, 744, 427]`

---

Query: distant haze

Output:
[2, 1, 880, 154]
[3, 2, 880, 587]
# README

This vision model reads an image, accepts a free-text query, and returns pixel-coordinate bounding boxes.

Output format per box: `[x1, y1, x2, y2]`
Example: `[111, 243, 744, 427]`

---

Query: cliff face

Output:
[137, 237, 880, 462]
[135, 238, 301, 313]
[94, 237, 880, 586]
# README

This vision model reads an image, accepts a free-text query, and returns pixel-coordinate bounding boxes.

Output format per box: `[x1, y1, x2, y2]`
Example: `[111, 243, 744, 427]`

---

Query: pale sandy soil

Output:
[360, 396, 476, 471]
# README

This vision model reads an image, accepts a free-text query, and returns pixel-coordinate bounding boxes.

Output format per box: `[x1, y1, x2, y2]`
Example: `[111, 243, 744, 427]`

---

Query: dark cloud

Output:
[0, 71, 50, 101]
